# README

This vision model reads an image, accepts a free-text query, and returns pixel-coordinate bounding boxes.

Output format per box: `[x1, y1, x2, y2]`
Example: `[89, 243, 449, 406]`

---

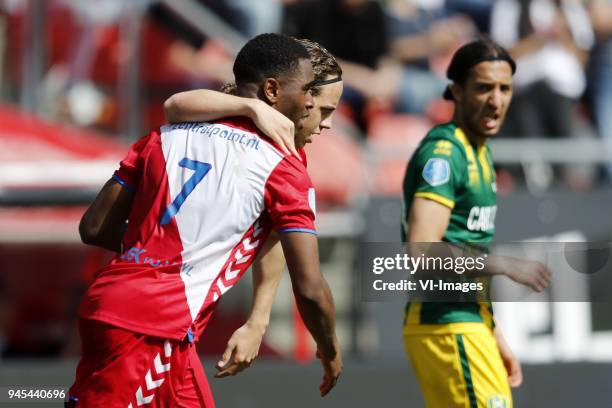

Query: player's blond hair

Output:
[298, 38, 342, 83]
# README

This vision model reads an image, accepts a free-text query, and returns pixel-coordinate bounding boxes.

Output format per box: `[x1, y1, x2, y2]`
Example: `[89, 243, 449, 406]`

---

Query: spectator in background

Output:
[491, 0, 594, 140]
[445, 0, 494, 33]
[491, 0, 594, 188]
[385, 0, 477, 114]
[586, 0, 612, 182]
[225, 0, 284, 37]
[148, 1, 238, 87]
[283, 0, 398, 131]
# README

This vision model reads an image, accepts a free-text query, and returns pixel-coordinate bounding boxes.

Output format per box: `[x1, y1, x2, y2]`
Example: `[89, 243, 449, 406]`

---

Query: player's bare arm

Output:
[79, 179, 133, 252]
[215, 232, 285, 379]
[164, 89, 297, 156]
[407, 197, 452, 242]
[280, 232, 342, 397]
[494, 324, 523, 388]
[407, 197, 551, 291]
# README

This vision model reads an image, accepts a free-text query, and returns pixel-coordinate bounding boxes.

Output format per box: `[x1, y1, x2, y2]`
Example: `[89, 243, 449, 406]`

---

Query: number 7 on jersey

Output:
[160, 158, 212, 225]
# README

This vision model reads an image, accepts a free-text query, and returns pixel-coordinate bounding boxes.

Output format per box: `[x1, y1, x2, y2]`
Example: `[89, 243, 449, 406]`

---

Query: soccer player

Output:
[164, 39, 343, 158]
[402, 39, 551, 407]
[163, 38, 343, 380]
[67, 33, 341, 407]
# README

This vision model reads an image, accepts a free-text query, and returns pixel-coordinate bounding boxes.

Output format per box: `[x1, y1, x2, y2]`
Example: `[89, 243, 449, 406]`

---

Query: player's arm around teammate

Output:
[165, 89, 298, 156]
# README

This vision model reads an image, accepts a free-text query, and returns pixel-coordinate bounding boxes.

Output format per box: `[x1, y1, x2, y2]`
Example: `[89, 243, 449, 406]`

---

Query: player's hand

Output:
[316, 339, 342, 397]
[248, 99, 298, 158]
[505, 259, 552, 292]
[214, 321, 266, 378]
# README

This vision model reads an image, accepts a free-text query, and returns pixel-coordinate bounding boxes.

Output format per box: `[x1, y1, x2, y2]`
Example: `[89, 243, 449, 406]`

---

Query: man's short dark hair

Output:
[223, 38, 340, 96]
[233, 33, 310, 88]
[443, 38, 516, 100]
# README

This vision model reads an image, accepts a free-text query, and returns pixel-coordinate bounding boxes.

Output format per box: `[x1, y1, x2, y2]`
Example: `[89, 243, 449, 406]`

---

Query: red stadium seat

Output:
[367, 113, 432, 142]
[304, 126, 365, 206]
[0, 104, 125, 190]
[367, 114, 432, 195]
[425, 98, 454, 124]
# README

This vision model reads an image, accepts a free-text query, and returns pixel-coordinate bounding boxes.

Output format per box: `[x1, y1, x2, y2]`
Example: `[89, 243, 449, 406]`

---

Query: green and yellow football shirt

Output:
[402, 122, 497, 330]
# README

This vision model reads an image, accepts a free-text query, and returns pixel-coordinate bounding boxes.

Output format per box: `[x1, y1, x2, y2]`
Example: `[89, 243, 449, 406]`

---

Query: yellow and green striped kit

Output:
[401, 122, 497, 328]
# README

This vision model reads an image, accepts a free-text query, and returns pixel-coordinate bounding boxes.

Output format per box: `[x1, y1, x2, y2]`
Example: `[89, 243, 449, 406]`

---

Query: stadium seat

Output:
[366, 114, 432, 195]
[425, 98, 454, 124]
[304, 126, 365, 206]
[0, 104, 125, 191]
[367, 113, 432, 142]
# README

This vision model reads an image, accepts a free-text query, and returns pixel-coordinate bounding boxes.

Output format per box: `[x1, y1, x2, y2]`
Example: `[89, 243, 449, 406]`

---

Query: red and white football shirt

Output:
[78, 118, 316, 341]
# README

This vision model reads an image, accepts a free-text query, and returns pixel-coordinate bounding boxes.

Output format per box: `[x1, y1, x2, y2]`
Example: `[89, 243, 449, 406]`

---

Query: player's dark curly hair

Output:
[443, 38, 516, 100]
[233, 33, 310, 88]
[223, 38, 340, 96]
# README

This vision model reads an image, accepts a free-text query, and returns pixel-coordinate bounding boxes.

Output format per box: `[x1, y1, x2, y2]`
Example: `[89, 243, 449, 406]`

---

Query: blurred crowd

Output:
[1, 0, 612, 188]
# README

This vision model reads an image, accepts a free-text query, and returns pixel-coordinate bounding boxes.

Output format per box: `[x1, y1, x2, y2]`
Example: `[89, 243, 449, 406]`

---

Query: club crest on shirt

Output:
[422, 158, 450, 187]
[308, 188, 316, 215]
[487, 395, 508, 408]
